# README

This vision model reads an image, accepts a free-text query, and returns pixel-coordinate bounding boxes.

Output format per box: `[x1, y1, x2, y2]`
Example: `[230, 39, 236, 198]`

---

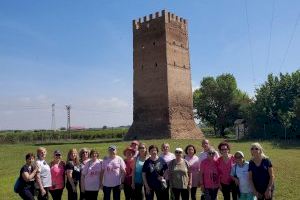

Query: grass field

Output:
[0, 137, 299, 199]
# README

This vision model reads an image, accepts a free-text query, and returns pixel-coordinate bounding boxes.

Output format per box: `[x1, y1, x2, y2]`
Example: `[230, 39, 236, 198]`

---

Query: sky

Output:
[0, 0, 299, 130]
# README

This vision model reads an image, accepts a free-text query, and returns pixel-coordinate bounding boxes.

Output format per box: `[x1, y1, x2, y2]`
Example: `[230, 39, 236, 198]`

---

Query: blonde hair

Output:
[79, 147, 90, 163]
[138, 143, 148, 156]
[67, 148, 79, 165]
[36, 147, 47, 159]
[251, 142, 268, 159]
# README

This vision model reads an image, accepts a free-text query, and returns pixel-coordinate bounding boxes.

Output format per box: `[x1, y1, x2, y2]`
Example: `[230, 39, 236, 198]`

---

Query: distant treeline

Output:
[0, 128, 128, 144]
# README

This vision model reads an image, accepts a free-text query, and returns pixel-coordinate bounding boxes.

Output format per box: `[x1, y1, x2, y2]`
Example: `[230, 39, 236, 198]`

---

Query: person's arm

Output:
[199, 169, 204, 192]
[187, 164, 192, 189]
[66, 169, 76, 192]
[80, 172, 85, 193]
[142, 172, 151, 194]
[131, 158, 136, 189]
[248, 171, 260, 198]
[22, 168, 38, 182]
[35, 162, 46, 196]
[265, 166, 274, 199]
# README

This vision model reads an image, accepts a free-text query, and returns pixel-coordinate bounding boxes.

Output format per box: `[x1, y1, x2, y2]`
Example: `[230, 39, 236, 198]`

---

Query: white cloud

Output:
[96, 97, 129, 110]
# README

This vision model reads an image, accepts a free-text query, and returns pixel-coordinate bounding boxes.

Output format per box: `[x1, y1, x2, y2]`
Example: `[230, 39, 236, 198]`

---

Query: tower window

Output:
[141, 65, 144, 70]
[141, 45, 144, 49]
[155, 62, 158, 67]
[174, 61, 176, 66]
[153, 42, 156, 46]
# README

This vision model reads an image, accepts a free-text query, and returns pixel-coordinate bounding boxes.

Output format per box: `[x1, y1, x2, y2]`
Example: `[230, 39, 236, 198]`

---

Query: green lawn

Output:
[0, 138, 299, 199]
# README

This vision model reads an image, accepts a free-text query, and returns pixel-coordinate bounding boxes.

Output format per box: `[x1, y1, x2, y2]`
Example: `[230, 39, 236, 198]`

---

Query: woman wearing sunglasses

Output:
[36, 147, 52, 200]
[217, 141, 237, 200]
[230, 151, 254, 200]
[49, 150, 65, 200]
[79, 148, 90, 200]
[66, 148, 81, 200]
[248, 143, 274, 200]
[131, 143, 148, 200]
[168, 147, 191, 200]
[199, 148, 219, 200]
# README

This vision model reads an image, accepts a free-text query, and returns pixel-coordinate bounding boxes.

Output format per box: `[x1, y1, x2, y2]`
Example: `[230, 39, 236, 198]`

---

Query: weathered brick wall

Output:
[126, 10, 203, 140]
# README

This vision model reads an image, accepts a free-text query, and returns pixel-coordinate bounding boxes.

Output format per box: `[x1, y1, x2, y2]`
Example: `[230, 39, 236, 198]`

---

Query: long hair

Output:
[250, 142, 268, 159]
[67, 148, 79, 165]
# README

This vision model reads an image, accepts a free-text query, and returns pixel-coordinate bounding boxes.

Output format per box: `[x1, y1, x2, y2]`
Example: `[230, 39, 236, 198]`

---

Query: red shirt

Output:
[200, 158, 219, 189]
[217, 156, 235, 185]
[124, 158, 134, 185]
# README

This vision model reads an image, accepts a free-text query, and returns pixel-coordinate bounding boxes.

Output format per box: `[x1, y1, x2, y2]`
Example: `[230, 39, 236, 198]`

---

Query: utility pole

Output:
[65, 105, 71, 139]
[51, 103, 56, 131]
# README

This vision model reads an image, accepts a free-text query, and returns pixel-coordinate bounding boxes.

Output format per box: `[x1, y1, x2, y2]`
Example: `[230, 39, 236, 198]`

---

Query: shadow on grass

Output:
[33, 138, 123, 146]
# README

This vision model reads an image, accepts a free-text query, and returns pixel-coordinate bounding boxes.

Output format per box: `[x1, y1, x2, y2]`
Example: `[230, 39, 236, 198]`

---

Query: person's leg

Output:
[211, 188, 218, 200]
[19, 188, 35, 200]
[172, 188, 180, 200]
[103, 186, 112, 200]
[145, 189, 154, 200]
[190, 187, 197, 200]
[112, 185, 121, 200]
[181, 189, 189, 200]
[123, 184, 132, 200]
[230, 181, 238, 200]
[221, 183, 230, 200]
[134, 183, 144, 200]
[204, 189, 211, 200]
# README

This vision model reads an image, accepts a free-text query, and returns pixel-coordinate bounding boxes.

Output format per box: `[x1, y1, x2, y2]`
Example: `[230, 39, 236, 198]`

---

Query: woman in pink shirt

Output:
[81, 149, 102, 200]
[184, 144, 200, 200]
[217, 141, 237, 200]
[49, 150, 65, 200]
[200, 148, 219, 200]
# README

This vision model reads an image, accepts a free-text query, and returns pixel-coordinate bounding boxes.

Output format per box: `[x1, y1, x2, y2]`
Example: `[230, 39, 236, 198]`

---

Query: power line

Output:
[244, 0, 256, 89]
[265, 0, 276, 77]
[279, 11, 300, 73]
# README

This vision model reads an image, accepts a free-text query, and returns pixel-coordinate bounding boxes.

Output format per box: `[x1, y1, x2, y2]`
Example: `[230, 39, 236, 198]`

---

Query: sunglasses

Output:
[235, 156, 242, 159]
[55, 154, 61, 157]
[208, 152, 215, 156]
[221, 148, 228, 151]
[138, 147, 145, 150]
[251, 147, 259, 151]
[175, 151, 182, 154]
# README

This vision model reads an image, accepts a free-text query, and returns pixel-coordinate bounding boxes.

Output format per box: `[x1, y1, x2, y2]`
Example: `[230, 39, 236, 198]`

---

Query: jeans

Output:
[221, 182, 238, 200]
[103, 185, 121, 200]
[239, 193, 255, 200]
[85, 191, 99, 200]
[172, 188, 189, 200]
[49, 189, 64, 200]
[145, 188, 169, 200]
[19, 188, 35, 200]
[190, 187, 197, 200]
[80, 191, 86, 200]
[204, 188, 219, 200]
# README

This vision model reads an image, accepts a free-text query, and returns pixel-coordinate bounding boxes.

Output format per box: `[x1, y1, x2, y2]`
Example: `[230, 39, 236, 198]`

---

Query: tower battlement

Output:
[133, 10, 187, 30]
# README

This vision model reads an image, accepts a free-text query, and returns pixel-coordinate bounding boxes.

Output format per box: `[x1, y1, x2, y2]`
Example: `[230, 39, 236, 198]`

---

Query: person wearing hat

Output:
[231, 151, 254, 200]
[123, 147, 135, 200]
[100, 145, 126, 200]
[199, 147, 220, 200]
[168, 147, 191, 200]
[49, 150, 65, 200]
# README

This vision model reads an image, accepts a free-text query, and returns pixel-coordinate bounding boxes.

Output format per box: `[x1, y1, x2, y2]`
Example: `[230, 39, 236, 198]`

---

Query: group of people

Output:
[16, 139, 274, 200]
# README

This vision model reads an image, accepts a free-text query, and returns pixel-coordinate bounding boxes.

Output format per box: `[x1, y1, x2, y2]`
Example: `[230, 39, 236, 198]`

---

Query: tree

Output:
[249, 70, 300, 139]
[193, 74, 250, 136]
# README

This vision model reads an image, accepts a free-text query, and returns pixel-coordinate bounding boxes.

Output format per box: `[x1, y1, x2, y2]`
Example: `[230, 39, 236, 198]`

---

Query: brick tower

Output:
[125, 10, 203, 140]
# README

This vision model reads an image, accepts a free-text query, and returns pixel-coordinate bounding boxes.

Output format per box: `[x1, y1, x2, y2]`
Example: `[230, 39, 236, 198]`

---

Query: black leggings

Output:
[190, 187, 197, 200]
[172, 188, 189, 200]
[49, 189, 64, 200]
[221, 182, 238, 200]
[37, 187, 49, 200]
[66, 182, 78, 200]
[85, 191, 99, 200]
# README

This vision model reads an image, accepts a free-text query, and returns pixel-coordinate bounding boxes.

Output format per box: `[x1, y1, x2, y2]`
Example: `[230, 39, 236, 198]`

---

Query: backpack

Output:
[13, 177, 22, 193]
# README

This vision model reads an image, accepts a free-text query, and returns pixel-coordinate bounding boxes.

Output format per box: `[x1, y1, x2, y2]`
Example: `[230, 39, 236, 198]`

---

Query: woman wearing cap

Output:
[199, 147, 219, 200]
[184, 144, 200, 200]
[168, 147, 191, 200]
[66, 148, 81, 200]
[142, 145, 168, 200]
[18, 153, 39, 200]
[81, 149, 102, 200]
[100, 145, 126, 200]
[79, 148, 90, 200]
[36, 147, 52, 200]
[199, 139, 220, 166]
[248, 143, 274, 200]
[49, 150, 65, 200]
[131, 143, 148, 200]
[217, 141, 237, 200]
[230, 151, 254, 200]
[123, 147, 135, 200]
